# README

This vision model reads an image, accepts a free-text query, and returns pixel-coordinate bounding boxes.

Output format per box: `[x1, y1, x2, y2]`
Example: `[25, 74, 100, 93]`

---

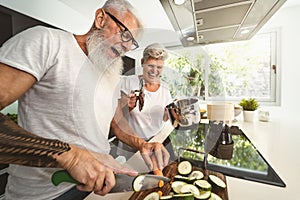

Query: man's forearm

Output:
[0, 113, 70, 167]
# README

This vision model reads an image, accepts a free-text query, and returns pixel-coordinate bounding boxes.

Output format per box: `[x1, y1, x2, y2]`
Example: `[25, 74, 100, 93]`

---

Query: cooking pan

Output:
[166, 97, 201, 128]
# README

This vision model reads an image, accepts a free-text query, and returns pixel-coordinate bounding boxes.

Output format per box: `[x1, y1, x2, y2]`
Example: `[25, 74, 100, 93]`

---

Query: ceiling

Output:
[0, 0, 299, 50]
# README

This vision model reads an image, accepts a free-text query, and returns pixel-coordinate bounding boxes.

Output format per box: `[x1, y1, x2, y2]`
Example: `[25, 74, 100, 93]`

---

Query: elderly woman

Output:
[116, 43, 173, 159]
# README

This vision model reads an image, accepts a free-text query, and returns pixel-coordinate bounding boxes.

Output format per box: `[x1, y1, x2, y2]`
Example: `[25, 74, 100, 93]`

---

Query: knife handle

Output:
[52, 170, 79, 186]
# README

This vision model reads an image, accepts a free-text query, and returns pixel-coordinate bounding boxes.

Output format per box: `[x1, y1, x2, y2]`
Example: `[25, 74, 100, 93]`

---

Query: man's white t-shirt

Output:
[0, 26, 120, 199]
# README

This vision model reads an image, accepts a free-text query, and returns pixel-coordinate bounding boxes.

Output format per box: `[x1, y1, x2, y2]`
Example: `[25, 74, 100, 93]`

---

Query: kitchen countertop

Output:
[86, 116, 299, 200]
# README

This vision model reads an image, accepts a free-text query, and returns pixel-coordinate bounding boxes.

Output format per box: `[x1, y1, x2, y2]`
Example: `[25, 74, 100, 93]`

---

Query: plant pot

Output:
[243, 110, 256, 122]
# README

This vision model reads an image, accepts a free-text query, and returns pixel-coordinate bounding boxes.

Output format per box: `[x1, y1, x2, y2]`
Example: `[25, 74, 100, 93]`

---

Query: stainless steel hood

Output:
[160, 0, 287, 46]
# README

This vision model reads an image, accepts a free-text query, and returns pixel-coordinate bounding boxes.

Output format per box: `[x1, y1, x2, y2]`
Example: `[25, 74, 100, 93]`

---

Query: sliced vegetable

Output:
[153, 169, 164, 176]
[194, 180, 212, 191]
[174, 175, 190, 182]
[194, 190, 211, 200]
[172, 193, 194, 200]
[180, 184, 200, 196]
[158, 180, 165, 188]
[157, 190, 163, 197]
[171, 181, 187, 194]
[133, 175, 145, 192]
[143, 192, 160, 200]
[159, 195, 173, 199]
[208, 175, 226, 189]
[188, 170, 204, 180]
[209, 192, 222, 200]
[178, 161, 193, 175]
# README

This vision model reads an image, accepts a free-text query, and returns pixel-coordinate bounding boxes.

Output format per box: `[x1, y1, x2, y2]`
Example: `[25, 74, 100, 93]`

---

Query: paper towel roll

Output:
[207, 102, 234, 121]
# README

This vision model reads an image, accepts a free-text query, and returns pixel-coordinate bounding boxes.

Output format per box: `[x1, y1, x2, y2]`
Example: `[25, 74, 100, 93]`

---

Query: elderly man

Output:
[0, 0, 169, 199]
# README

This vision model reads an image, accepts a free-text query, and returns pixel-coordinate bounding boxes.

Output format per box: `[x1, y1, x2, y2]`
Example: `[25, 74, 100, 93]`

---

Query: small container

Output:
[258, 110, 270, 122]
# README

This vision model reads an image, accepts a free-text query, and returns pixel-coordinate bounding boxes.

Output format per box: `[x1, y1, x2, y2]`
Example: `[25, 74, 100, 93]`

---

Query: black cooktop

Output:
[164, 122, 286, 187]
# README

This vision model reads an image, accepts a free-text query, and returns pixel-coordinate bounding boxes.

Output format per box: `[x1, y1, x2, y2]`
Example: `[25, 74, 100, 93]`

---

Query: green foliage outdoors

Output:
[6, 113, 18, 124]
[164, 34, 272, 100]
[169, 124, 268, 172]
[239, 98, 259, 111]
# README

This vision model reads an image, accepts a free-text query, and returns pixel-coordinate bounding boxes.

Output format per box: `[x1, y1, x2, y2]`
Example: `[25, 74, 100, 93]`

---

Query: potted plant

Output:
[239, 98, 259, 122]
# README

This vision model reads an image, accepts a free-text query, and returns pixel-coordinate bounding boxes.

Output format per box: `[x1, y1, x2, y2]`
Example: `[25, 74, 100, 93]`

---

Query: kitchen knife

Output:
[51, 170, 170, 193]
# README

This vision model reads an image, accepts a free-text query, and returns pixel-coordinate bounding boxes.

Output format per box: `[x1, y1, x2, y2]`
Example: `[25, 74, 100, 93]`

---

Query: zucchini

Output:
[160, 195, 173, 199]
[194, 190, 211, 200]
[180, 184, 200, 196]
[172, 193, 194, 200]
[143, 192, 160, 200]
[178, 161, 192, 175]
[188, 170, 204, 180]
[208, 175, 226, 189]
[174, 175, 190, 182]
[194, 180, 212, 191]
[133, 175, 145, 192]
[209, 192, 222, 200]
[171, 181, 187, 194]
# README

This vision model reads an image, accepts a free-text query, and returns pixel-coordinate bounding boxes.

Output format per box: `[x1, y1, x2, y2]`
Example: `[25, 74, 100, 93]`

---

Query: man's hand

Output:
[55, 145, 138, 195]
[139, 142, 170, 171]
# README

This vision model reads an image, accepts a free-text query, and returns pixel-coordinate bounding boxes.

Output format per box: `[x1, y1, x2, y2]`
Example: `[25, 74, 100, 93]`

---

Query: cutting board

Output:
[129, 161, 228, 200]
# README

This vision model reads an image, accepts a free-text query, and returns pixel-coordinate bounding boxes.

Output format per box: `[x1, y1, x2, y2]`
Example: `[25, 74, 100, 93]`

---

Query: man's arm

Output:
[111, 99, 170, 171]
[0, 112, 138, 195]
[0, 63, 137, 195]
[0, 113, 70, 167]
[0, 63, 36, 110]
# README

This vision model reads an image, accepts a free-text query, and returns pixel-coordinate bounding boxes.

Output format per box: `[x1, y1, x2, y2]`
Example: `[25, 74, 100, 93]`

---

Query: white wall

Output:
[261, 5, 300, 122]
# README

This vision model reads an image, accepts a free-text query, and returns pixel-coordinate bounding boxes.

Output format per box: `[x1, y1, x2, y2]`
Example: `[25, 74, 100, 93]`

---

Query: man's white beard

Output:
[86, 29, 124, 83]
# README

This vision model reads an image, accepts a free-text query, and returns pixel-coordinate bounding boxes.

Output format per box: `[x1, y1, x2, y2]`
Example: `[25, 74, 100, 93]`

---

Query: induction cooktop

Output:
[165, 122, 286, 187]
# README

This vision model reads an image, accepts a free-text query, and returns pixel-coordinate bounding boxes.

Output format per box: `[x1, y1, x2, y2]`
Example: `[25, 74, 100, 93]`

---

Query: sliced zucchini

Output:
[172, 193, 194, 200]
[178, 161, 192, 175]
[133, 175, 145, 192]
[194, 180, 212, 191]
[208, 175, 226, 189]
[188, 170, 204, 180]
[180, 184, 200, 196]
[194, 190, 211, 200]
[209, 192, 222, 200]
[174, 175, 190, 182]
[171, 181, 187, 194]
[159, 195, 173, 199]
[143, 192, 160, 200]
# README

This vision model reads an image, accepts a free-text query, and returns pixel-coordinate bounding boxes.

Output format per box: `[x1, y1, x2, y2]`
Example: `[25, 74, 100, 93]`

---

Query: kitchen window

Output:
[164, 29, 280, 105]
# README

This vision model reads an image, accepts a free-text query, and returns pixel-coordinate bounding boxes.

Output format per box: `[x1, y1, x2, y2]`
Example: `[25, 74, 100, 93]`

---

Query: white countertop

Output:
[86, 116, 299, 200]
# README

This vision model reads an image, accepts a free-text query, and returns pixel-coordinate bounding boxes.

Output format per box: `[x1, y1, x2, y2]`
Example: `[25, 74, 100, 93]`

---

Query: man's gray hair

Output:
[142, 43, 168, 62]
[103, 0, 143, 31]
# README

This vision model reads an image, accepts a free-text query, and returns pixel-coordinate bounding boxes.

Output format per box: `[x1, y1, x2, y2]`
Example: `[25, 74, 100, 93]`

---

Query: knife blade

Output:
[51, 170, 170, 193]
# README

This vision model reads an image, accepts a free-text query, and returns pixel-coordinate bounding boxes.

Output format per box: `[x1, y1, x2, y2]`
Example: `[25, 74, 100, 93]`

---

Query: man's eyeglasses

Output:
[105, 11, 139, 50]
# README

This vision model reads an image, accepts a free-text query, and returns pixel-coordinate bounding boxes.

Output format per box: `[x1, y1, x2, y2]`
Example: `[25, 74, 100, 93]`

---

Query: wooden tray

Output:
[129, 161, 228, 200]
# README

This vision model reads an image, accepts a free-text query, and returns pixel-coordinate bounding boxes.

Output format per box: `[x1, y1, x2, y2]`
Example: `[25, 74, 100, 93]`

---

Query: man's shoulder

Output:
[20, 25, 66, 37]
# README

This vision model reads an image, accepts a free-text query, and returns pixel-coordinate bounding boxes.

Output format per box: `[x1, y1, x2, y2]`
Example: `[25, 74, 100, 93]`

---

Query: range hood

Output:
[160, 0, 287, 46]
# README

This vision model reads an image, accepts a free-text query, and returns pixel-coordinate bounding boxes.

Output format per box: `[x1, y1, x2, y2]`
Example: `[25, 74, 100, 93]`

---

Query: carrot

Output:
[153, 169, 163, 176]
[158, 180, 164, 188]
[157, 190, 163, 197]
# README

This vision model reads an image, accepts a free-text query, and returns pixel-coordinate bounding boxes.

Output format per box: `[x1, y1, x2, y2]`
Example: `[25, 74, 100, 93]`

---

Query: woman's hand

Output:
[139, 142, 170, 171]
[128, 92, 138, 111]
